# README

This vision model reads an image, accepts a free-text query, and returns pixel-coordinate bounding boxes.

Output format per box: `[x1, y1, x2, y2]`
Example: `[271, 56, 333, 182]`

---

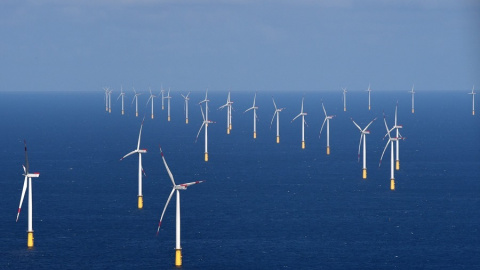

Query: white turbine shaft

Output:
[302, 115, 305, 142]
[276, 111, 280, 137]
[28, 177, 32, 232]
[326, 119, 330, 147]
[363, 134, 367, 169]
[121, 94, 124, 113]
[135, 96, 138, 115]
[138, 153, 142, 197]
[105, 89, 108, 111]
[390, 140, 394, 180]
[108, 91, 112, 112]
[161, 89, 165, 109]
[176, 190, 181, 250]
[205, 102, 208, 154]
[253, 108, 256, 133]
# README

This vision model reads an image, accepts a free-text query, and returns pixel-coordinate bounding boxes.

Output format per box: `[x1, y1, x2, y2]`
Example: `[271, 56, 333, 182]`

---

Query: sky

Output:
[0, 0, 479, 92]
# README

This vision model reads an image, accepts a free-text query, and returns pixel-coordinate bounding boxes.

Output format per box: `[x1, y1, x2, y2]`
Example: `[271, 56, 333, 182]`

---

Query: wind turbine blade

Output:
[351, 118, 362, 131]
[270, 111, 277, 129]
[357, 134, 363, 162]
[291, 113, 301, 123]
[364, 117, 377, 131]
[24, 140, 29, 173]
[272, 97, 278, 110]
[137, 117, 145, 150]
[322, 103, 327, 117]
[244, 107, 253, 113]
[195, 122, 205, 143]
[379, 139, 391, 167]
[178, 180, 204, 188]
[156, 188, 175, 235]
[319, 118, 327, 138]
[146, 96, 152, 106]
[159, 146, 176, 186]
[383, 114, 391, 140]
[16, 175, 28, 222]
[120, 150, 137, 160]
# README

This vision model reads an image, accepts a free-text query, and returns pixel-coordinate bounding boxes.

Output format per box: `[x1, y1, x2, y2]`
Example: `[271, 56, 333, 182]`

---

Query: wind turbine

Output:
[160, 87, 165, 110]
[342, 88, 347, 111]
[468, 86, 475, 115]
[244, 93, 258, 139]
[197, 90, 214, 161]
[291, 97, 308, 149]
[391, 102, 404, 170]
[351, 117, 377, 179]
[120, 117, 147, 209]
[16, 140, 40, 248]
[166, 89, 172, 121]
[104, 87, 109, 112]
[270, 97, 285, 144]
[379, 113, 399, 191]
[156, 146, 204, 267]
[117, 86, 126, 115]
[366, 84, 372, 110]
[219, 92, 233, 134]
[409, 85, 415, 114]
[146, 88, 157, 119]
[132, 88, 142, 117]
[319, 102, 335, 155]
[181, 92, 191, 124]
[108, 89, 113, 113]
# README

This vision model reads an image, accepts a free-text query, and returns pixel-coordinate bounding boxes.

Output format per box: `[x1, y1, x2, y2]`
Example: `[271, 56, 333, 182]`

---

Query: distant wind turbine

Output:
[244, 93, 258, 139]
[342, 88, 347, 112]
[146, 88, 156, 119]
[108, 89, 113, 113]
[270, 97, 285, 143]
[156, 146, 204, 268]
[379, 113, 399, 191]
[117, 86, 126, 115]
[219, 92, 233, 134]
[104, 87, 109, 112]
[409, 85, 415, 114]
[160, 87, 166, 110]
[319, 102, 335, 155]
[166, 89, 172, 121]
[181, 92, 191, 124]
[351, 117, 377, 179]
[468, 86, 475, 115]
[132, 88, 142, 117]
[120, 117, 147, 208]
[366, 84, 372, 110]
[390, 102, 404, 170]
[196, 90, 214, 161]
[16, 140, 40, 248]
[291, 97, 308, 149]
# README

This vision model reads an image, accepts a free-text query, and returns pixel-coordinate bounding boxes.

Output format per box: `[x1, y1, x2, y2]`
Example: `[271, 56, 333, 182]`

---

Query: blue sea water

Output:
[0, 90, 479, 269]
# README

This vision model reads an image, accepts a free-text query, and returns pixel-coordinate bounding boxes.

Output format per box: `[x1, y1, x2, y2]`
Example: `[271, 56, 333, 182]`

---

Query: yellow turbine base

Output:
[109, 108, 111, 113]
[136, 112, 138, 117]
[276, 136, 280, 143]
[205, 153, 208, 162]
[326, 146, 330, 155]
[229, 124, 232, 130]
[227, 128, 230, 134]
[253, 132, 256, 139]
[302, 141, 305, 149]
[151, 114, 154, 119]
[175, 249, 182, 267]
[186, 118, 188, 124]
[368, 106, 371, 111]
[362, 168, 367, 179]
[473, 110, 475, 116]
[168, 116, 171, 122]
[412, 108, 414, 114]
[106, 107, 108, 111]
[390, 179, 395, 191]
[162, 106, 165, 110]
[344, 107, 346, 112]
[138, 196, 143, 209]
[121, 110, 124, 115]
[396, 160, 400, 170]
[27, 231, 34, 248]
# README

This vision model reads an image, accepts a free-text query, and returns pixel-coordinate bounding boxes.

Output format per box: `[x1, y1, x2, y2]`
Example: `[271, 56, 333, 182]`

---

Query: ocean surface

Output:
[0, 90, 479, 269]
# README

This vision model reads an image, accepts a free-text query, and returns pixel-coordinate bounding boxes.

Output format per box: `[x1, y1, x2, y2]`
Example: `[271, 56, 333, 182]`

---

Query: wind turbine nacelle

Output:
[138, 149, 147, 153]
[364, 131, 371, 134]
[396, 125, 403, 129]
[175, 185, 188, 190]
[28, 173, 40, 177]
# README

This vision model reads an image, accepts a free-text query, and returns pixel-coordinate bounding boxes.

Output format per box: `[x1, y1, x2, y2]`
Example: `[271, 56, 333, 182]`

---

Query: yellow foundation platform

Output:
[109, 108, 111, 113]
[229, 124, 232, 130]
[326, 146, 330, 155]
[362, 168, 367, 179]
[227, 128, 230, 134]
[27, 231, 34, 248]
[136, 112, 138, 117]
[396, 160, 400, 170]
[302, 141, 305, 149]
[368, 106, 371, 111]
[205, 153, 208, 162]
[138, 196, 143, 209]
[175, 249, 182, 267]
[390, 179, 395, 190]
[186, 118, 188, 124]
[473, 110, 475, 116]
[168, 116, 171, 121]
[253, 132, 256, 139]
[151, 114, 154, 119]
[276, 136, 280, 143]
[344, 108, 346, 112]
[412, 108, 414, 114]
[122, 110, 124, 115]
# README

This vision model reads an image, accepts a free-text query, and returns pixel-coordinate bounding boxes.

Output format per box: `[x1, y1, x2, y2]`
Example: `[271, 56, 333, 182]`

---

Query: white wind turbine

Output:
[244, 93, 258, 139]
[181, 92, 191, 124]
[196, 90, 214, 161]
[270, 97, 285, 143]
[409, 85, 415, 114]
[219, 92, 233, 134]
[104, 87, 109, 112]
[117, 86, 126, 115]
[291, 97, 308, 149]
[351, 117, 377, 179]
[16, 140, 40, 248]
[120, 117, 147, 209]
[342, 88, 347, 112]
[319, 102, 335, 155]
[156, 146, 204, 268]
[379, 113, 399, 191]
[132, 88, 142, 117]
[146, 88, 157, 119]
[166, 89, 172, 121]
[108, 89, 113, 113]
[468, 86, 475, 115]
[160, 87, 165, 110]
[366, 84, 372, 110]
[391, 102, 404, 170]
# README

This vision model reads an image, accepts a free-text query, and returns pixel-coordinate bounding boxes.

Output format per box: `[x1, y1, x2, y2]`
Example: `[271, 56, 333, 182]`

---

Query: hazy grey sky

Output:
[0, 0, 478, 92]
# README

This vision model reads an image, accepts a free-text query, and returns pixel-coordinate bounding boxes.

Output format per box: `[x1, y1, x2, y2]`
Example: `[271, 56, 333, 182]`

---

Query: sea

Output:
[0, 90, 479, 269]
